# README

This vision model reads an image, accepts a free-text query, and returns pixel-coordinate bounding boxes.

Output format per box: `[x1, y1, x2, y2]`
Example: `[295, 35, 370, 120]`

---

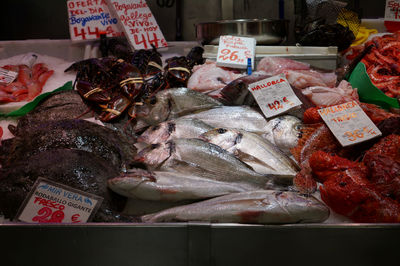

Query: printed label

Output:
[16, 178, 103, 223]
[248, 75, 302, 118]
[318, 101, 382, 146]
[385, 0, 400, 21]
[106, 0, 167, 49]
[0, 68, 18, 84]
[67, 0, 124, 41]
[216, 35, 256, 69]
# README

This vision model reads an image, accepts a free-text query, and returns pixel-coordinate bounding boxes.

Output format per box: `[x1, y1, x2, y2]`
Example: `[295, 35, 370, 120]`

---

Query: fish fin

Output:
[235, 150, 276, 171]
[291, 123, 323, 162]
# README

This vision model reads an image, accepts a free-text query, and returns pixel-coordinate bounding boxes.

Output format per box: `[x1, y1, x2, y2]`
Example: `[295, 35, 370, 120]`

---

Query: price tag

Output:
[16, 178, 103, 223]
[385, 0, 400, 21]
[0, 68, 18, 84]
[248, 75, 302, 118]
[318, 101, 382, 146]
[216, 35, 256, 69]
[67, 0, 124, 41]
[106, 0, 168, 49]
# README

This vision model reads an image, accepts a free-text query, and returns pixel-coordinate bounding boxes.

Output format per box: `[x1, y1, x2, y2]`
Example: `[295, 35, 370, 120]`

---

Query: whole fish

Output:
[138, 118, 213, 144]
[181, 106, 269, 134]
[134, 87, 222, 127]
[200, 128, 299, 183]
[134, 138, 289, 188]
[108, 169, 255, 202]
[141, 190, 330, 224]
[262, 115, 303, 154]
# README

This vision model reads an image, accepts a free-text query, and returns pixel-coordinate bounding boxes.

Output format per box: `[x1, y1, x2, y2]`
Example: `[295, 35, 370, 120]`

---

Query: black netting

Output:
[295, 0, 361, 51]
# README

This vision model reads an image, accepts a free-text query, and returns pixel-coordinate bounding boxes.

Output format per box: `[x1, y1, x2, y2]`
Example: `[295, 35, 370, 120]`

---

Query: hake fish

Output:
[134, 138, 289, 188]
[200, 128, 299, 182]
[141, 190, 330, 224]
[262, 115, 303, 154]
[138, 118, 213, 144]
[181, 106, 269, 134]
[134, 87, 222, 126]
[108, 169, 254, 202]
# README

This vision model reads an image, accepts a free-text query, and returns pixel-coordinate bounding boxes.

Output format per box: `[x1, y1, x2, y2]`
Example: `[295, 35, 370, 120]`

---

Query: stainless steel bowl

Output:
[196, 19, 289, 45]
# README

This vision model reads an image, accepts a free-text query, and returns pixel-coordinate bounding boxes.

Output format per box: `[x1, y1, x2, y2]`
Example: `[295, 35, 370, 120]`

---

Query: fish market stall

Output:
[2, 0, 400, 265]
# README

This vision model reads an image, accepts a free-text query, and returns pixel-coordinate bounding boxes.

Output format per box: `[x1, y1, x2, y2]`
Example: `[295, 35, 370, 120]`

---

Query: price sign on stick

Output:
[106, 0, 168, 49]
[16, 178, 103, 223]
[385, 0, 400, 21]
[216, 35, 256, 69]
[67, 0, 124, 41]
[318, 101, 382, 146]
[0, 68, 18, 84]
[248, 75, 302, 118]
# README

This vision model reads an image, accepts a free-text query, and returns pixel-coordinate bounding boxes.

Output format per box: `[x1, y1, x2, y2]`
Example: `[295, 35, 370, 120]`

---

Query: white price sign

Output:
[248, 75, 302, 118]
[385, 0, 400, 21]
[216, 35, 256, 69]
[16, 178, 103, 223]
[0, 68, 18, 84]
[318, 101, 382, 147]
[67, 0, 124, 41]
[106, 0, 168, 49]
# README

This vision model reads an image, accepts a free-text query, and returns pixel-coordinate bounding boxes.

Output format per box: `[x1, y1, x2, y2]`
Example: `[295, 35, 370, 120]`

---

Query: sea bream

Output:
[108, 169, 256, 202]
[134, 87, 222, 127]
[200, 128, 299, 182]
[181, 106, 269, 134]
[138, 118, 213, 144]
[134, 138, 290, 188]
[141, 190, 330, 224]
[262, 115, 303, 154]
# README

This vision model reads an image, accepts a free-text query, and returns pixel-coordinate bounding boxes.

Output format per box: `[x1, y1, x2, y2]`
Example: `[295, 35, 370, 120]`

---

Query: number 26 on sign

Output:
[218, 49, 243, 63]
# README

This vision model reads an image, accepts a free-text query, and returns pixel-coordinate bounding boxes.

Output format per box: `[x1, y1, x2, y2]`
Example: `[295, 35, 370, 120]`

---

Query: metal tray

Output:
[196, 19, 289, 45]
[1, 223, 400, 266]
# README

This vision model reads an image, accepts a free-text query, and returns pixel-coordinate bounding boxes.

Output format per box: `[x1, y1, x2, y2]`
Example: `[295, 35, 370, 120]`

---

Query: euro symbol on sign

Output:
[84, 197, 93, 206]
[71, 214, 81, 223]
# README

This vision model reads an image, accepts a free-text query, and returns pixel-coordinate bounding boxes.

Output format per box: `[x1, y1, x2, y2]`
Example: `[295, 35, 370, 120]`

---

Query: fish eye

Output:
[152, 125, 160, 131]
[149, 96, 157, 105]
[217, 128, 227, 134]
[150, 144, 160, 149]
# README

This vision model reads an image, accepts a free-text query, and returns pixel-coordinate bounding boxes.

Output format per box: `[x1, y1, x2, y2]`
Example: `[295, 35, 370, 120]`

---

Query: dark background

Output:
[0, 0, 386, 41]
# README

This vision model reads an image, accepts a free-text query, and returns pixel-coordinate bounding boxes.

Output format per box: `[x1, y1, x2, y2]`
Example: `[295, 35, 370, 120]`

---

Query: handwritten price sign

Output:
[106, 0, 167, 49]
[248, 75, 302, 118]
[318, 101, 382, 146]
[385, 0, 400, 21]
[16, 178, 103, 223]
[216, 35, 256, 69]
[67, 0, 124, 41]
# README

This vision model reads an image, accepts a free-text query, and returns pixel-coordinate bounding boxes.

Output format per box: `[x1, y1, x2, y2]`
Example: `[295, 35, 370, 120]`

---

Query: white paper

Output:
[318, 101, 382, 147]
[385, 0, 400, 22]
[67, 0, 124, 41]
[17, 179, 103, 223]
[216, 35, 256, 69]
[248, 75, 302, 118]
[106, 0, 167, 49]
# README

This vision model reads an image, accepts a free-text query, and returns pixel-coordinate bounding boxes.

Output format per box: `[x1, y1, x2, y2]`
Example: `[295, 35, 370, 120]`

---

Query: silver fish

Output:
[181, 106, 269, 134]
[134, 138, 289, 188]
[135, 87, 222, 126]
[141, 190, 330, 224]
[262, 115, 303, 154]
[108, 169, 254, 202]
[138, 118, 213, 144]
[200, 128, 299, 182]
